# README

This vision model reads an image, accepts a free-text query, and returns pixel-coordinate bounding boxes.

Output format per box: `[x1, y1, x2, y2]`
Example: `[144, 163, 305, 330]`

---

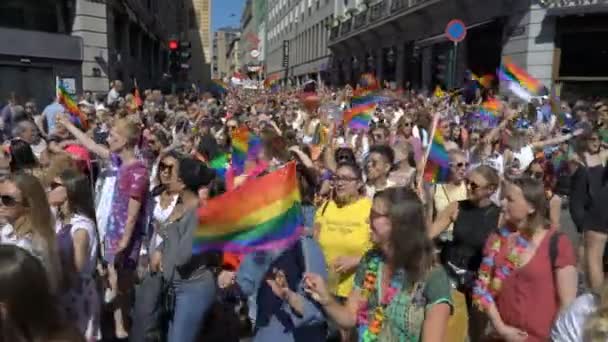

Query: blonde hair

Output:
[585, 284, 608, 341]
[114, 118, 141, 147]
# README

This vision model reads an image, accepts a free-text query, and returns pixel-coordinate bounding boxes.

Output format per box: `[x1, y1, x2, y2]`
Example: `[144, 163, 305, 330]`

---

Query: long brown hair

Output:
[0, 245, 82, 342]
[510, 176, 548, 232]
[10, 172, 54, 241]
[374, 187, 434, 283]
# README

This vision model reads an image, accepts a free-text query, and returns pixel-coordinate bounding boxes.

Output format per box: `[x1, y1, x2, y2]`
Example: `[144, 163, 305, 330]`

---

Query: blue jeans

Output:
[167, 274, 217, 342]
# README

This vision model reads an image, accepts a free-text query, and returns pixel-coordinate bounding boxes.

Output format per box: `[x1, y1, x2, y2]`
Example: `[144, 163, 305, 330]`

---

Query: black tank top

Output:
[441, 200, 501, 272]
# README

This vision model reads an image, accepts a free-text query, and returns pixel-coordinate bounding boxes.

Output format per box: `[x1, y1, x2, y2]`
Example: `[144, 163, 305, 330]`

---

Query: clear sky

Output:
[212, 0, 244, 32]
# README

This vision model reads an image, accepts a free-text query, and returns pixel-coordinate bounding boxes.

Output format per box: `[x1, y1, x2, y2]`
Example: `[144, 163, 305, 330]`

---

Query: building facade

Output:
[227, 37, 242, 76]
[190, 0, 212, 87]
[265, 0, 335, 84]
[0, 0, 199, 106]
[327, 0, 608, 96]
[212, 28, 240, 80]
[240, 0, 265, 78]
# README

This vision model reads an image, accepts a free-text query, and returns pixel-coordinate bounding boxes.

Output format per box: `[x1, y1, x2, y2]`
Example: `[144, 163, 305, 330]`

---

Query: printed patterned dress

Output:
[353, 250, 453, 341]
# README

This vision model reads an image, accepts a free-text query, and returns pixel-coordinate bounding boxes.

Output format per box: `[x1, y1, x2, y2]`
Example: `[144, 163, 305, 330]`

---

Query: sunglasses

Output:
[159, 162, 174, 173]
[450, 162, 470, 169]
[466, 179, 482, 191]
[401, 122, 413, 128]
[0, 194, 22, 207]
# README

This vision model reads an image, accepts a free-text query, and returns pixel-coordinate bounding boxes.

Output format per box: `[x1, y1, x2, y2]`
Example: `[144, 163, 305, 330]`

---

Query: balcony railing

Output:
[330, 26, 340, 40]
[370, 1, 387, 21]
[354, 11, 368, 29]
[340, 18, 352, 35]
[330, 0, 436, 42]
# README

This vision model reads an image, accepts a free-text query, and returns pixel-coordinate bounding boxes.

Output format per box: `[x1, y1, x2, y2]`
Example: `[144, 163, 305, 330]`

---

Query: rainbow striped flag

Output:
[344, 103, 375, 131]
[423, 122, 450, 184]
[264, 75, 281, 89]
[210, 79, 228, 94]
[477, 98, 503, 126]
[231, 126, 262, 176]
[56, 80, 88, 130]
[194, 162, 304, 253]
[209, 153, 229, 180]
[498, 60, 546, 101]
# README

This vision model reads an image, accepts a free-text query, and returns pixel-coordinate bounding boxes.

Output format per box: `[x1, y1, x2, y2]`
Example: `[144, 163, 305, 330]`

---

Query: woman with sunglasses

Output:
[473, 177, 577, 341]
[48, 168, 101, 341]
[0, 172, 62, 293]
[527, 157, 561, 229]
[152, 157, 220, 342]
[305, 187, 452, 341]
[430, 165, 501, 341]
[314, 162, 372, 340]
[571, 129, 608, 291]
[0, 245, 84, 342]
[395, 115, 422, 162]
[432, 150, 469, 242]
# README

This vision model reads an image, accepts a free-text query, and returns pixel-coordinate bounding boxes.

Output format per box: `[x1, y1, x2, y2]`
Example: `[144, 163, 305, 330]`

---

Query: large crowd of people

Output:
[1, 75, 608, 342]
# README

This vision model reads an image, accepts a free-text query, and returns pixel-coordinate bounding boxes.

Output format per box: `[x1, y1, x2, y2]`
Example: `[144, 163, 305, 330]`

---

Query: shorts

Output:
[584, 188, 608, 234]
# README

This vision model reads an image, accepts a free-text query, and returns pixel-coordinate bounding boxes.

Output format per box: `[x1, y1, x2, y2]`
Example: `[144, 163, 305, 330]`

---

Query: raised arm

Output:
[56, 114, 110, 159]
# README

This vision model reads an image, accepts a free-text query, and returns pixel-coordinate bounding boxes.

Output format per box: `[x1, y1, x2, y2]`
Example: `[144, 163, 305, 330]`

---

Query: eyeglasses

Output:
[450, 162, 470, 169]
[0, 194, 22, 207]
[331, 176, 358, 184]
[159, 162, 174, 173]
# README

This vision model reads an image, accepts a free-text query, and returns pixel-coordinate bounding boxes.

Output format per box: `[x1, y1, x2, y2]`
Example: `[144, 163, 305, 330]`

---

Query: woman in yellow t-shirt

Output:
[314, 162, 372, 299]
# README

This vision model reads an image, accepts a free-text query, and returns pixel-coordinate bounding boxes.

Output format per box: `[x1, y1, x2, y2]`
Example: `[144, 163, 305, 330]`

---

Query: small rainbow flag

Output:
[209, 153, 229, 180]
[477, 98, 503, 125]
[194, 162, 304, 253]
[210, 79, 228, 94]
[56, 79, 88, 130]
[231, 126, 262, 176]
[498, 60, 545, 96]
[264, 74, 281, 89]
[472, 73, 495, 89]
[423, 122, 450, 184]
[344, 103, 375, 131]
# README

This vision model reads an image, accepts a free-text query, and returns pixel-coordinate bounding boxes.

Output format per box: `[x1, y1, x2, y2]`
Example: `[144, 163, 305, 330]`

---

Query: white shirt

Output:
[551, 293, 596, 342]
[56, 214, 98, 275]
[106, 88, 119, 105]
[513, 145, 535, 172]
[0, 222, 34, 252]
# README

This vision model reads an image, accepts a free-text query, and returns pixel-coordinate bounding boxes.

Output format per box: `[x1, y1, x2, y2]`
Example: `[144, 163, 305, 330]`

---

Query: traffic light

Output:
[179, 41, 191, 70]
[169, 39, 180, 75]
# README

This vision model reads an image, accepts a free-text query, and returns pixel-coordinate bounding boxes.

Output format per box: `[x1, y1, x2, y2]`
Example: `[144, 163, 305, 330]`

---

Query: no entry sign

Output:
[445, 19, 467, 43]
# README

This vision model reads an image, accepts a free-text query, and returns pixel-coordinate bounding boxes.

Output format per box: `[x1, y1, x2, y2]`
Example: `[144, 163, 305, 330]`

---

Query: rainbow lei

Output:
[473, 227, 530, 311]
[356, 256, 399, 341]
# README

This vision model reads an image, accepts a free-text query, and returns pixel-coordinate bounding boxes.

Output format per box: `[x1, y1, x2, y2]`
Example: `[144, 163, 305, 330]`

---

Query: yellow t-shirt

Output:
[316, 197, 372, 297]
[433, 183, 468, 233]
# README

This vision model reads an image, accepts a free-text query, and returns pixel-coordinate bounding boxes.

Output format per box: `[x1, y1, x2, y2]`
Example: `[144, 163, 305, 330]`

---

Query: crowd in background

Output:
[1, 74, 608, 342]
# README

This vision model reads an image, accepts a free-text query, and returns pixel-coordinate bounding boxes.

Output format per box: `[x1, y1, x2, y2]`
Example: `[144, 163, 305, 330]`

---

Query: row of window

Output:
[267, 0, 330, 41]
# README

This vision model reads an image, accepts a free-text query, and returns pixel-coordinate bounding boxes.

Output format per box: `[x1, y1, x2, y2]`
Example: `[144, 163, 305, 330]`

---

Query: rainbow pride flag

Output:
[194, 162, 304, 253]
[231, 127, 262, 175]
[56, 80, 88, 130]
[210, 79, 228, 94]
[498, 60, 546, 100]
[264, 75, 280, 89]
[477, 98, 503, 125]
[344, 103, 375, 131]
[423, 123, 450, 184]
[209, 153, 229, 180]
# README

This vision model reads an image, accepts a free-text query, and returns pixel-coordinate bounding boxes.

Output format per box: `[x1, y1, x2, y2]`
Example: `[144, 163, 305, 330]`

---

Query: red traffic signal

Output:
[169, 39, 179, 51]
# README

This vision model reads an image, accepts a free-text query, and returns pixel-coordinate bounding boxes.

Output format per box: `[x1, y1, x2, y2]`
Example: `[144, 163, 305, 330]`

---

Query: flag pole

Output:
[417, 113, 440, 187]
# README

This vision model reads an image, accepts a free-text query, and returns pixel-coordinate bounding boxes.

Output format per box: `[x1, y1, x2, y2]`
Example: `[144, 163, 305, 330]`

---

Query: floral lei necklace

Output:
[473, 226, 531, 310]
[356, 255, 400, 342]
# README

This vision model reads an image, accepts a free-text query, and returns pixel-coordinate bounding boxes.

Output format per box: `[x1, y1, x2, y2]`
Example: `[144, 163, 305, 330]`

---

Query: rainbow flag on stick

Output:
[344, 103, 375, 131]
[231, 126, 262, 176]
[194, 162, 304, 253]
[56, 78, 88, 130]
[498, 60, 546, 102]
[209, 153, 229, 180]
[210, 79, 228, 95]
[477, 98, 503, 126]
[423, 117, 450, 184]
